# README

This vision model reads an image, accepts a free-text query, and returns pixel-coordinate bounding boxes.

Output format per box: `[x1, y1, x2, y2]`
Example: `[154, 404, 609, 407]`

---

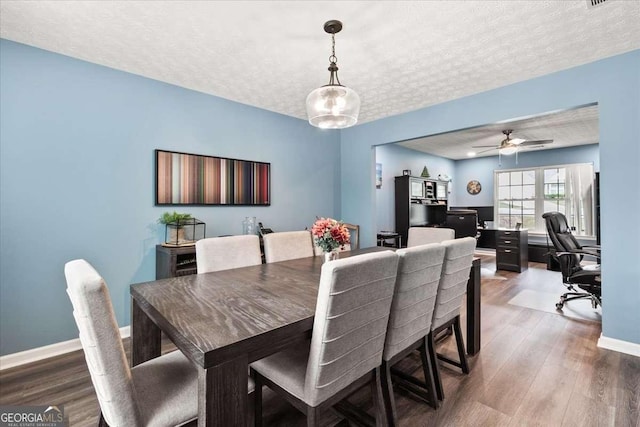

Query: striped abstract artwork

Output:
[156, 150, 270, 205]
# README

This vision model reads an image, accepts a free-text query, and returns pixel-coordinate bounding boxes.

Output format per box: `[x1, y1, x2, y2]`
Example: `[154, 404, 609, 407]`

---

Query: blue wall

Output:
[0, 40, 341, 355]
[341, 50, 640, 345]
[453, 143, 600, 207]
[374, 144, 455, 231]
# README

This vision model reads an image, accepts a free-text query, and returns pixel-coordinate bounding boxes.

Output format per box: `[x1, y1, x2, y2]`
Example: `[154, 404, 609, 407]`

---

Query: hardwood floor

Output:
[1, 254, 638, 426]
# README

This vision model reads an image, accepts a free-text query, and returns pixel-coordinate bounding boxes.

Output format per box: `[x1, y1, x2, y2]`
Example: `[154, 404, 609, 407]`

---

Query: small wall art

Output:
[467, 180, 482, 195]
[376, 163, 382, 189]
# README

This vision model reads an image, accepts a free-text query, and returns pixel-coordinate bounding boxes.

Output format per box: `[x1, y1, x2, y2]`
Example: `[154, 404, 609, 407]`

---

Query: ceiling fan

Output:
[472, 129, 553, 155]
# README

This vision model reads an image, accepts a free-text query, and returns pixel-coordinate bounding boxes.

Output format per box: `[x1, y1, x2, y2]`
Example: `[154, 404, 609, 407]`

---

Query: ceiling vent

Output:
[586, 0, 611, 8]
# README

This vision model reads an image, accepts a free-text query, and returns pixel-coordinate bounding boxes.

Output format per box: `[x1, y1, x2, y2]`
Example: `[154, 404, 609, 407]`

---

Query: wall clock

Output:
[467, 180, 482, 195]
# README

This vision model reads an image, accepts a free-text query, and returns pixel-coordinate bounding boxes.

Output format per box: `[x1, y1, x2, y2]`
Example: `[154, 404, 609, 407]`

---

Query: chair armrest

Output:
[575, 247, 600, 258]
[557, 250, 600, 261]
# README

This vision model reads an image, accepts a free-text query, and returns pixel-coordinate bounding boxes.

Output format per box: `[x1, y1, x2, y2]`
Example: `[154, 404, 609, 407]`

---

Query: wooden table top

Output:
[131, 247, 389, 367]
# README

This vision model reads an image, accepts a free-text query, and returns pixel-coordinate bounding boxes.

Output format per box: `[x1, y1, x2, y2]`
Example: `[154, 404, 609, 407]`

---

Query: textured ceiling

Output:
[1, 1, 639, 128]
[398, 105, 599, 160]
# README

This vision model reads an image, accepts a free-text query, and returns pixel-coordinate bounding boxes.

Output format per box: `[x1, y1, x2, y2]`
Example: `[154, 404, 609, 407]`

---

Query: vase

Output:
[324, 250, 339, 263]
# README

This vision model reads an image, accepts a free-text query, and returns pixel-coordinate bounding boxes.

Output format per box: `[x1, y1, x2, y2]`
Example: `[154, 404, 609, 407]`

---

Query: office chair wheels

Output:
[556, 302, 564, 310]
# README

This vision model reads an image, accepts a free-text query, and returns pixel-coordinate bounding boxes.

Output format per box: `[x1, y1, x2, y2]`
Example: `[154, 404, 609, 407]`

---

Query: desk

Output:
[131, 248, 481, 426]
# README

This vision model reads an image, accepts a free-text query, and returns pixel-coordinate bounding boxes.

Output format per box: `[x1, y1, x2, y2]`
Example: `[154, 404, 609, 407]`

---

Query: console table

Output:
[377, 232, 402, 248]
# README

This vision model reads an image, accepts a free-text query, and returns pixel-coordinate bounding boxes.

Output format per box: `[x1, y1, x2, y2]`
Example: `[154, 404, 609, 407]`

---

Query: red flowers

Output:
[312, 217, 351, 252]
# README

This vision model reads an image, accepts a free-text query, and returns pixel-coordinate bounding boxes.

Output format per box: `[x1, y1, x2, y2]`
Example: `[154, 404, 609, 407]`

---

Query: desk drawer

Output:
[497, 237, 519, 247]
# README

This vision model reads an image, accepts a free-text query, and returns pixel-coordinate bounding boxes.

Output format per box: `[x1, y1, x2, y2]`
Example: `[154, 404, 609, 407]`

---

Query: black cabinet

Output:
[394, 175, 448, 245]
[156, 245, 197, 279]
[496, 230, 528, 272]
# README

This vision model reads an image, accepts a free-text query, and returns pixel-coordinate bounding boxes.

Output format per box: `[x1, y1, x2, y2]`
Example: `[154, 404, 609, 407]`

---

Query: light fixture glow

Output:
[467, 152, 476, 157]
[306, 20, 360, 129]
[499, 145, 518, 155]
[510, 138, 525, 145]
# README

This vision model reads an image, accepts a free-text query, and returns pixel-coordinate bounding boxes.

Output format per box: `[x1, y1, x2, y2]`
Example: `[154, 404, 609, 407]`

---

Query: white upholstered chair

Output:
[251, 251, 399, 426]
[344, 223, 360, 250]
[429, 237, 477, 400]
[380, 243, 446, 424]
[407, 227, 455, 247]
[195, 235, 262, 273]
[263, 230, 314, 263]
[65, 259, 199, 427]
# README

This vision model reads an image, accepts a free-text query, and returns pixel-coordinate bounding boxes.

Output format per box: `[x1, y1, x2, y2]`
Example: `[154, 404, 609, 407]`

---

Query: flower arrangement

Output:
[311, 217, 351, 253]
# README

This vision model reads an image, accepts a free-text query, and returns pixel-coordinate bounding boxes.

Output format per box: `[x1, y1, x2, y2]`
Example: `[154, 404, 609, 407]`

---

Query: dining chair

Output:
[195, 234, 262, 273]
[344, 223, 360, 250]
[407, 227, 455, 247]
[429, 237, 477, 400]
[65, 259, 254, 427]
[251, 250, 400, 427]
[263, 230, 314, 263]
[380, 243, 446, 425]
[65, 259, 199, 426]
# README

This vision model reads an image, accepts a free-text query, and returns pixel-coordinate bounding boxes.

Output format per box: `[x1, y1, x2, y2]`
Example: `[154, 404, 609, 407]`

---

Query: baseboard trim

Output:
[0, 326, 131, 371]
[597, 333, 640, 357]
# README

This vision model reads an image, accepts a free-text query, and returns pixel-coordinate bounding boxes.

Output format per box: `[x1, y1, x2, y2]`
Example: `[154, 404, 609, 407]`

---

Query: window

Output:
[495, 163, 595, 236]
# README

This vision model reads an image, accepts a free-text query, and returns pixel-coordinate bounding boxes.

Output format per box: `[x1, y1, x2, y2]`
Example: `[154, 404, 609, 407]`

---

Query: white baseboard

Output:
[597, 333, 640, 357]
[0, 326, 131, 371]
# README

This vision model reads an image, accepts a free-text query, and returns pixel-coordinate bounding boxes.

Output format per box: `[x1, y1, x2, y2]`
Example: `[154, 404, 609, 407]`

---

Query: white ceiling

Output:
[1, 1, 639, 129]
[398, 105, 600, 160]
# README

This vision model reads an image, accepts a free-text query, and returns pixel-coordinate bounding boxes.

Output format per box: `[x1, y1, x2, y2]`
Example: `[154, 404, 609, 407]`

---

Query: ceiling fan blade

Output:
[476, 147, 498, 154]
[471, 145, 499, 148]
[519, 139, 553, 146]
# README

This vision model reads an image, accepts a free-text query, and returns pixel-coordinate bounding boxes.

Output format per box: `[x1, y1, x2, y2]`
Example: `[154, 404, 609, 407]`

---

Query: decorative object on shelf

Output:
[156, 150, 270, 206]
[376, 163, 382, 189]
[421, 166, 430, 178]
[311, 217, 350, 262]
[158, 211, 206, 247]
[306, 20, 360, 129]
[402, 169, 411, 176]
[242, 216, 257, 234]
[467, 180, 482, 195]
[438, 173, 452, 182]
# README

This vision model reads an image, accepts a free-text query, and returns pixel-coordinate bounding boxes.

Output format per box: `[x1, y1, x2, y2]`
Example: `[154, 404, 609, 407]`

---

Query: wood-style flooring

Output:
[1, 254, 638, 426]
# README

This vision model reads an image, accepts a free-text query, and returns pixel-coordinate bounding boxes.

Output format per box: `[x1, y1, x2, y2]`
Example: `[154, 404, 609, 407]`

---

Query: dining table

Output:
[130, 247, 481, 427]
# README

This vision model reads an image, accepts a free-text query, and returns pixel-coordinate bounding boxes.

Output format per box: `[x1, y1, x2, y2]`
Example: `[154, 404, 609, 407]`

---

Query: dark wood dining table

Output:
[130, 247, 481, 426]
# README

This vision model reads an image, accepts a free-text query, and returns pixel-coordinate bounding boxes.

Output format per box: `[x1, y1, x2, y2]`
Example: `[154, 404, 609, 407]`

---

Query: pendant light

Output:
[306, 20, 360, 129]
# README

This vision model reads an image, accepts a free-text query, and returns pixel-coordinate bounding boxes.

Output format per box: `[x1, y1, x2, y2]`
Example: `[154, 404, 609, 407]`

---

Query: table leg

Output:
[466, 258, 481, 355]
[198, 355, 248, 426]
[131, 298, 161, 367]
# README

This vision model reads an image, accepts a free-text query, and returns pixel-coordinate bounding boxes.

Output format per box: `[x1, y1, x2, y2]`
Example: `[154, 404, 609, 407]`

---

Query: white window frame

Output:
[493, 162, 595, 237]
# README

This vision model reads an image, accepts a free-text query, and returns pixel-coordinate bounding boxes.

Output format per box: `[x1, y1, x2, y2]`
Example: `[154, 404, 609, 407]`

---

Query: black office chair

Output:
[542, 211, 601, 309]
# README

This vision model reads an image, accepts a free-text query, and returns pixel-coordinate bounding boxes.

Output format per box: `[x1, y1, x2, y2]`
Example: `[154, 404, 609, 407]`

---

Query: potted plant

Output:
[158, 211, 193, 246]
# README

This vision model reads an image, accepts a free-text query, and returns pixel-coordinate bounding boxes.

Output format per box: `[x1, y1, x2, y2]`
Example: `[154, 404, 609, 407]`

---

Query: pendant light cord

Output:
[327, 33, 341, 86]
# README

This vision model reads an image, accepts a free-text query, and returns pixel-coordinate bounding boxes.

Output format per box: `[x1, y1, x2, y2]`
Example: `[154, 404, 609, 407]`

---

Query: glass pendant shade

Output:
[306, 84, 360, 129]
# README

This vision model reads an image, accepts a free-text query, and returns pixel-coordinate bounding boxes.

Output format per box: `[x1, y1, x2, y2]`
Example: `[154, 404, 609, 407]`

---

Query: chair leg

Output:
[98, 412, 108, 427]
[307, 406, 320, 427]
[371, 367, 389, 427]
[427, 332, 444, 401]
[253, 373, 263, 427]
[419, 337, 439, 409]
[379, 361, 397, 426]
[453, 316, 469, 374]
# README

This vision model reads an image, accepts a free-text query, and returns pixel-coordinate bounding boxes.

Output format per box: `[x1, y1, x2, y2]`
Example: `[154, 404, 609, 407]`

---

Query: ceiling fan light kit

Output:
[472, 129, 554, 159]
[306, 20, 361, 129]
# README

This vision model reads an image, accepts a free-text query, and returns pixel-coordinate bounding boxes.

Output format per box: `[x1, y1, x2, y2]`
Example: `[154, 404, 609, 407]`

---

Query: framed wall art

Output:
[155, 149, 271, 206]
[466, 180, 482, 195]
